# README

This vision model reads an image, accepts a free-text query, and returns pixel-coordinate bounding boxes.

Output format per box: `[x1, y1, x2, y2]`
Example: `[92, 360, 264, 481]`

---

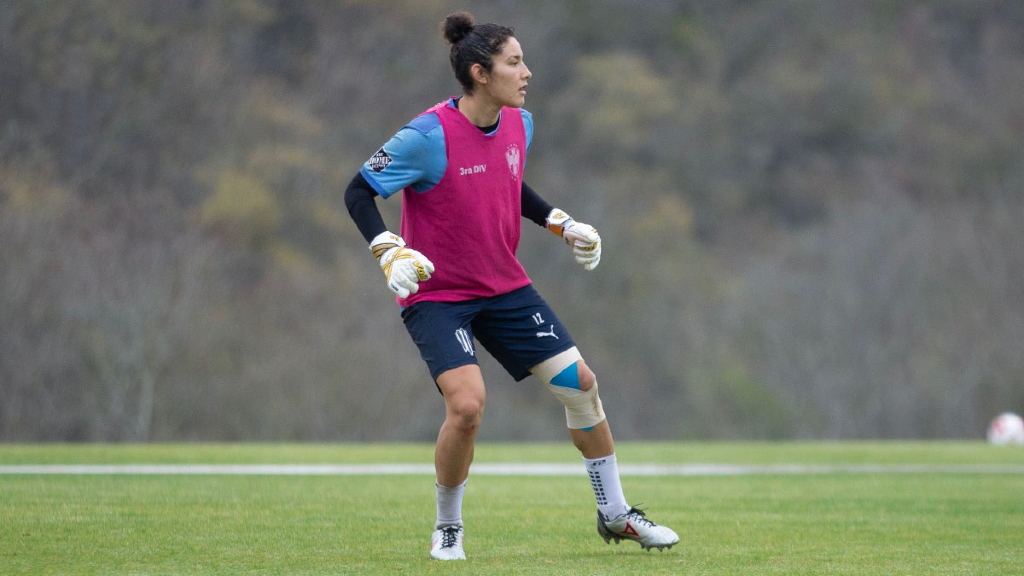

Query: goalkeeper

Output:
[343, 10, 678, 562]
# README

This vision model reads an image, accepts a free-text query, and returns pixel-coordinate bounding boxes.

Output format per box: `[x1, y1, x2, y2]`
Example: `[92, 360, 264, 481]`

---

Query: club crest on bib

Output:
[505, 143, 521, 179]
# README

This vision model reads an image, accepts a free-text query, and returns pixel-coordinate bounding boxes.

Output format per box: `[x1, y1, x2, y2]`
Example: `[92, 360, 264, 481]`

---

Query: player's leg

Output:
[401, 301, 484, 561]
[530, 343, 680, 551]
[429, 365, 486, 560]
[475, 285, 679, 551]
[426, 365, 485, 561]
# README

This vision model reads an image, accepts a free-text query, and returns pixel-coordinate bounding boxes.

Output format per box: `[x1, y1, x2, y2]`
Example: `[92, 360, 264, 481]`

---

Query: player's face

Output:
[482, 37, 531, 108]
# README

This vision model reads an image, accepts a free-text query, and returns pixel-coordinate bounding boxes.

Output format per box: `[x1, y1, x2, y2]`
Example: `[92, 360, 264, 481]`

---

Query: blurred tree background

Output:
[1, 0, 1022, 442]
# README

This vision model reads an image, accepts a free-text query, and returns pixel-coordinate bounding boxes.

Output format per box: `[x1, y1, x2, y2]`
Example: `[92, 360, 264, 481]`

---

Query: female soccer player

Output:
[344, 11, 678, 561]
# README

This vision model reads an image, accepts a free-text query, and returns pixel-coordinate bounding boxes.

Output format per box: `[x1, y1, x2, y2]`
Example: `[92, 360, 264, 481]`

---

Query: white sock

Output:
[435, 479, 467, 529]
[583, 454, 630, 521]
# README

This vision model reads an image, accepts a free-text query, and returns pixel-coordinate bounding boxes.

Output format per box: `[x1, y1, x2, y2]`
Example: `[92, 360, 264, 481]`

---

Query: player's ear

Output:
[470, 62, 489, 86]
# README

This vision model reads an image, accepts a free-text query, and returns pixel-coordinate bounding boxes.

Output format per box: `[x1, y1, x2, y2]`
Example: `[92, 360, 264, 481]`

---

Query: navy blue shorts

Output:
[401, 284, 577, 382]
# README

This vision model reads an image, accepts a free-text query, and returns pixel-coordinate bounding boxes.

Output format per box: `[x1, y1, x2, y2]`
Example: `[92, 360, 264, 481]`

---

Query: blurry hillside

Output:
[1, 0, 1022, 441]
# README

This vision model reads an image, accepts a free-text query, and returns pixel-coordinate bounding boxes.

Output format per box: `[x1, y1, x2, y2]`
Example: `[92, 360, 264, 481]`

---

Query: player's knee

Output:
[576, 360, 596, 392]
[530, 347, 606, 430]
[446, 394, 484, 435]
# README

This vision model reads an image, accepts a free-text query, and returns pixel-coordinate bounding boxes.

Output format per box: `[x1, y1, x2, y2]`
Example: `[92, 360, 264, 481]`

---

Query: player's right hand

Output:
[370, 231, 434, 298]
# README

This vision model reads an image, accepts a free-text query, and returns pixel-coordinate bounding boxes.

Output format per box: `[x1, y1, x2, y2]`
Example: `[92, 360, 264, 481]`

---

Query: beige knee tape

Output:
[530, 347, 607, 430]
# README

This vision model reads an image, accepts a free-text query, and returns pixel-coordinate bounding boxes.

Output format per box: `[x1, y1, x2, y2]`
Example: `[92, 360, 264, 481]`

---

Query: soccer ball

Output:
[986, 412, 1024, 446]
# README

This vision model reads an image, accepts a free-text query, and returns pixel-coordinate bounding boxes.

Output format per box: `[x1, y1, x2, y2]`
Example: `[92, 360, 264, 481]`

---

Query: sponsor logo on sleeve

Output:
[368, 148, 393, 173]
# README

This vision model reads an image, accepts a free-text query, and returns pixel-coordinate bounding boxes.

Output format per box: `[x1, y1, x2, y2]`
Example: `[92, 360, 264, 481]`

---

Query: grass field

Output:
[2, 442, 1023, 575]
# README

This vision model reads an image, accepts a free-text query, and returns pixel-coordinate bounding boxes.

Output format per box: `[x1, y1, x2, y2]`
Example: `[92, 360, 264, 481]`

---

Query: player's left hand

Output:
[546, 209, 601, 271]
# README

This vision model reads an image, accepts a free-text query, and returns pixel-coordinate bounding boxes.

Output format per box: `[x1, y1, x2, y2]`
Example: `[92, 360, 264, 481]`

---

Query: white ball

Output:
[987, 412, 1024, 446]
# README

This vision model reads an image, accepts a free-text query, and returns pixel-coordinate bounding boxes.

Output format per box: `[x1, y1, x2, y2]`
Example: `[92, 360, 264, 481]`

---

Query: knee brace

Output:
[530, 347, 606, 430]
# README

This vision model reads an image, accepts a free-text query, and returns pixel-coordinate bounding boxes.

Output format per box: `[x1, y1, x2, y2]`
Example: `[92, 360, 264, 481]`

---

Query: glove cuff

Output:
[369, 231, 406, 261]
[545, 208, 574, 238]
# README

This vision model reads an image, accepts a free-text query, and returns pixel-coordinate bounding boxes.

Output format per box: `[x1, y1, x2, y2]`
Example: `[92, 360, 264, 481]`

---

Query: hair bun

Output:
[443, 11, 475, 44]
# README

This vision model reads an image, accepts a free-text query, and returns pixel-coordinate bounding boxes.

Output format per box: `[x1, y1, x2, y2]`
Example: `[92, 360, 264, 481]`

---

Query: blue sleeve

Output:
[521, 108, 534, 157]
[359, 113, 447, 198]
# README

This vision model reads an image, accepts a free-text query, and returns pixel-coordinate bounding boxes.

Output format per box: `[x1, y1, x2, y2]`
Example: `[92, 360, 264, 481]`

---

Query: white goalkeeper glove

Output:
[545, 208, 601, 271]
[369, 231, 435, 298]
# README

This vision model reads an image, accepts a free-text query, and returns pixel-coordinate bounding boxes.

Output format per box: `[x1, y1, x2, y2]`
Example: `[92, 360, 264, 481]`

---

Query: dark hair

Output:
[441, 11, 515, 95]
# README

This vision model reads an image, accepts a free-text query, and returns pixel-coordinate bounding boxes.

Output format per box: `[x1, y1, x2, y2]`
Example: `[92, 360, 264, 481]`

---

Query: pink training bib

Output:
[397, 101, 531, 307]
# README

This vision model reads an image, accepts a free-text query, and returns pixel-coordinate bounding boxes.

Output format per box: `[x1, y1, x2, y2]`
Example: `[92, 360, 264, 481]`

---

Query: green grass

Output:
[2, 442, 1023, 574]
